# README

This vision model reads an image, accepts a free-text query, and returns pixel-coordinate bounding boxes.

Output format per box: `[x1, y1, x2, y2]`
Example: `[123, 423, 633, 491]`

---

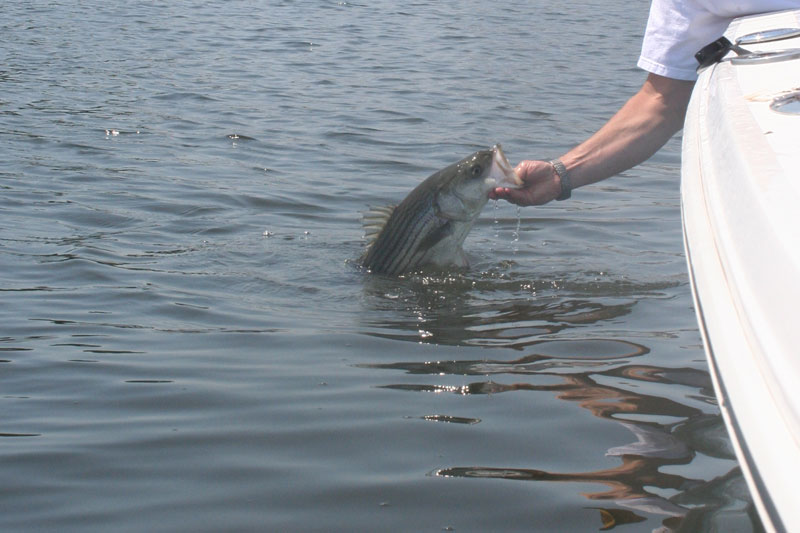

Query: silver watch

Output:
[550, 159, 571, 201]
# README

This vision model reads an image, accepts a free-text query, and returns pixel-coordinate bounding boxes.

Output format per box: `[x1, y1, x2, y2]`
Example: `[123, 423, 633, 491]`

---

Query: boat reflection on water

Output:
[427, 368, 753, 532]
[358, 272, 761, 532]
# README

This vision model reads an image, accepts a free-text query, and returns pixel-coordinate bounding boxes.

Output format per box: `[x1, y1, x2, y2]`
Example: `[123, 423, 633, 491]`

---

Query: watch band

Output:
[550, 159, 571, 201]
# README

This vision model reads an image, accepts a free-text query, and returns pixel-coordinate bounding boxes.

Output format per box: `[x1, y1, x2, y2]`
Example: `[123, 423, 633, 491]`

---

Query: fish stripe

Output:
[377, 201, 424, 272]
[395, 211, 444, 272]
[387, 217, 434, 273]
[363, 167, 447, 274]
[369, 217, 415, 272]
[373, 195, 439, 274]
[364, 195, 424, 271]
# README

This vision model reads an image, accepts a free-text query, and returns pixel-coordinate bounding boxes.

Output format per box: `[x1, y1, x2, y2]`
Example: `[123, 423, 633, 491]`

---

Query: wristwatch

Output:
[550, 159, 571, 201]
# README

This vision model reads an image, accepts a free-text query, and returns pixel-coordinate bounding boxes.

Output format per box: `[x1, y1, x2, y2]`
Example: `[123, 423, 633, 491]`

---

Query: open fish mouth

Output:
[487, 144, 522, 189]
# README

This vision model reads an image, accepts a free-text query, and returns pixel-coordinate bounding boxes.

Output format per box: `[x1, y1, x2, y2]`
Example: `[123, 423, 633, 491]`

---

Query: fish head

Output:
[437, 144, 521, 220]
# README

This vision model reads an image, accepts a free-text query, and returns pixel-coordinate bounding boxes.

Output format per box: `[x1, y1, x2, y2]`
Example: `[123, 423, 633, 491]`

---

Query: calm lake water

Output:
[1, 1, 762, 531]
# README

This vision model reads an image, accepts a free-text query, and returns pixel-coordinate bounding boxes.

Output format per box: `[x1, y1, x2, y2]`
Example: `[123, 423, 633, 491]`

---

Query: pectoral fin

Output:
[417, 220, 453, 252]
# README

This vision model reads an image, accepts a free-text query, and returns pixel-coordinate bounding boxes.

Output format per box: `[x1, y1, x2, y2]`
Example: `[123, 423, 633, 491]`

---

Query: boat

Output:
[681, 9, 800, 533]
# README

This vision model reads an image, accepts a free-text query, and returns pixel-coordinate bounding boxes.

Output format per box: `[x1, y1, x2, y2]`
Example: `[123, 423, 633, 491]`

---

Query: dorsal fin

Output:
[361, 205, 396, 248]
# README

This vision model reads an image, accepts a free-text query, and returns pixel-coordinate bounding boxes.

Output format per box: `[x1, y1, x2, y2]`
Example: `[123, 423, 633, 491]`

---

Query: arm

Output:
[491, 73, 696, 205]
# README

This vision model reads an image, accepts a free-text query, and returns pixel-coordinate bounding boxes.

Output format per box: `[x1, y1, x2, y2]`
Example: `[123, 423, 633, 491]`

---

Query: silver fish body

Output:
[361, 144, 521, 275]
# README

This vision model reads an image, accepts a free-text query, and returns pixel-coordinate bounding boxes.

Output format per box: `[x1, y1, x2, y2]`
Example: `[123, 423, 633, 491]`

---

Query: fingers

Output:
[488, 187, 505, 200]
[490, 186, 530, 206]
[489, 186, 513, 200]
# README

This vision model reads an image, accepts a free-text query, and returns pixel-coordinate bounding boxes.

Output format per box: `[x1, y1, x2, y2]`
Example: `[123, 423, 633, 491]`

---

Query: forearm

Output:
[489, 74, 696, 206]
[560, 73, 695, 189]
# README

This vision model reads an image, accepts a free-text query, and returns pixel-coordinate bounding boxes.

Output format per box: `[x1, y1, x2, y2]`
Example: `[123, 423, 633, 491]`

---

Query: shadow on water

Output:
[357, 271, 763, 532]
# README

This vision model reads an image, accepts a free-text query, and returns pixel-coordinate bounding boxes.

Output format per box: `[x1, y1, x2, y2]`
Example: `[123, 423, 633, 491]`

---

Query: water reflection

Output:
[373, 356, 755, 530]
[359, 274, 759, 531]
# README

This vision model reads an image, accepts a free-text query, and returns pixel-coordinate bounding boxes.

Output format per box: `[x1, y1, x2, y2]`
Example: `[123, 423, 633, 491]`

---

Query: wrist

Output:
[549, 159, 572, 201]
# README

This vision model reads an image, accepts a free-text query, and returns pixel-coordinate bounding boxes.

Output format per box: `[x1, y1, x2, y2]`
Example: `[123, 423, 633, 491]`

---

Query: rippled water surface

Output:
[1, 1, 762, 531]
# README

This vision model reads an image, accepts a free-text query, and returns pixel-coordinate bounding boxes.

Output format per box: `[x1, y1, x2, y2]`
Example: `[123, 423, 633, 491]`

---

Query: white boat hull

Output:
[681, 9, 800, 533]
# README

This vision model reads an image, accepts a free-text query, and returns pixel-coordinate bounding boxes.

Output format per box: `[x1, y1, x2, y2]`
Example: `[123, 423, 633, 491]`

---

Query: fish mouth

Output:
[487, 144, 522, 189]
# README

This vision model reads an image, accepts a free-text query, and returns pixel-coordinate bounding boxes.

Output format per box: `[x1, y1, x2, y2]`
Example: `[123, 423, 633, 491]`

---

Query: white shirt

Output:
[638, 0, 800, 80]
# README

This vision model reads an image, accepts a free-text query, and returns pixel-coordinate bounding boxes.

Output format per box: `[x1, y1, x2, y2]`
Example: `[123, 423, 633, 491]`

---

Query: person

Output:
[490, 0, 800, 206]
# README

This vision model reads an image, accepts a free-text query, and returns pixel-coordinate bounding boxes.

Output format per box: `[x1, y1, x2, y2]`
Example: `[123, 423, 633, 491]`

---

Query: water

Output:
[1, 1, 762, 531]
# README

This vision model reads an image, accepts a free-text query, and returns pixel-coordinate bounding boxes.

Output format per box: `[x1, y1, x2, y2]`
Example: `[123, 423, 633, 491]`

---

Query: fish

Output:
[360, 144, 521, 275]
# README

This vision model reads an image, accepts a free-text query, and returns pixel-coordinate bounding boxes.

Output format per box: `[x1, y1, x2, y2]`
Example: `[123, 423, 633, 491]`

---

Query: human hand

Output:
[489, 160, 562, 206]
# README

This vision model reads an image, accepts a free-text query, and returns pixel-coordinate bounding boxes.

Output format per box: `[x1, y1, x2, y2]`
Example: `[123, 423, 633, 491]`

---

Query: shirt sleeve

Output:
[637, 0, 730, 81]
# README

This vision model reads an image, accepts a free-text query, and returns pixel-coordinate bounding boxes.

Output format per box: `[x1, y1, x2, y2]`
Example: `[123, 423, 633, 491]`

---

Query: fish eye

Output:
[470, 164, 483, 178]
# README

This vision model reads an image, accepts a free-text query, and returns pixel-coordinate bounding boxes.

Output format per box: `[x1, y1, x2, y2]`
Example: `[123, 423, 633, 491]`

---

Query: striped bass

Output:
[361, 144, 521, 275]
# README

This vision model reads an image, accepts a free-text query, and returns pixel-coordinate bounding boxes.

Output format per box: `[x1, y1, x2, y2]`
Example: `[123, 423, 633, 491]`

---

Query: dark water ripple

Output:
[0, 0, 761, 531]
